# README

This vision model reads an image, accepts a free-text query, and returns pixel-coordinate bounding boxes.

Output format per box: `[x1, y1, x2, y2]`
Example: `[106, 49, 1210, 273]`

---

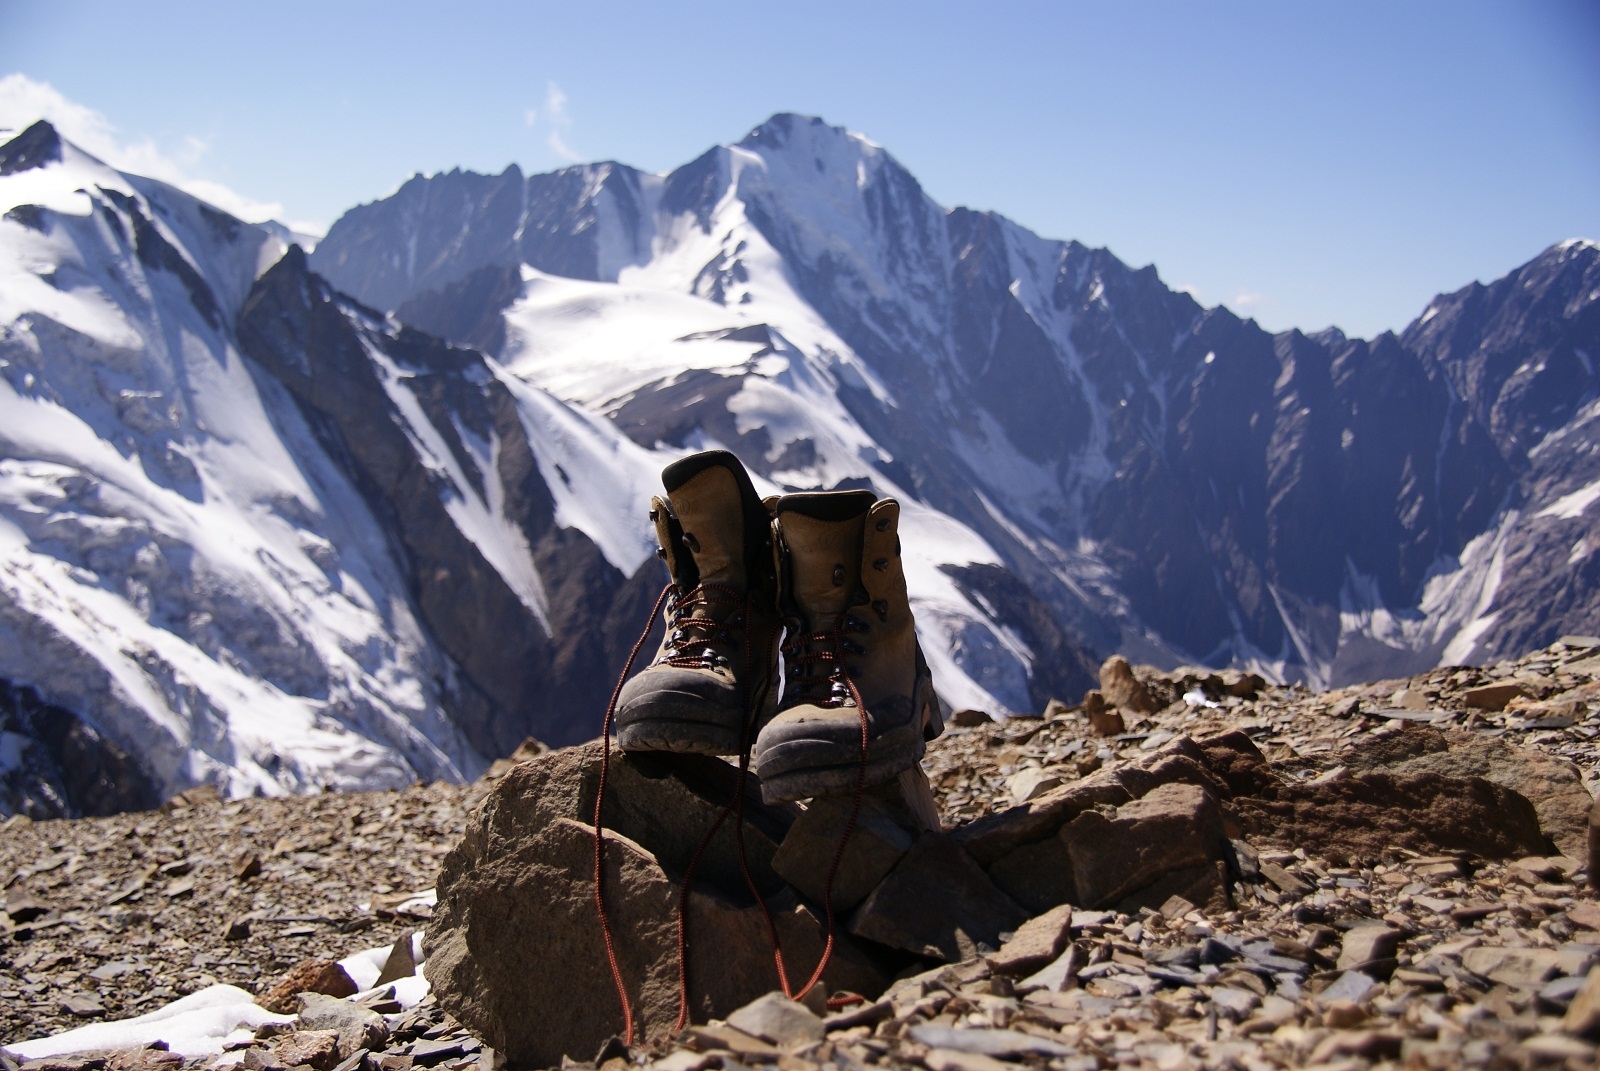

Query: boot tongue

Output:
[666, 464, 747, 589]
[778, 492, 875, 618]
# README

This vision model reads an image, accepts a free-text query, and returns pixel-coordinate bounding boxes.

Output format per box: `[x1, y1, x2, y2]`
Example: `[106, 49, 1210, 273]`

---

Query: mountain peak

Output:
[737, 113, 880, 158]
[0, 119, 64, 177]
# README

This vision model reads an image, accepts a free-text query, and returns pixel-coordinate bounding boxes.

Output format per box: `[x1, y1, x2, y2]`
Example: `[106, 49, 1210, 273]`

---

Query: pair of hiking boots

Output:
[614, 450, 944, 802]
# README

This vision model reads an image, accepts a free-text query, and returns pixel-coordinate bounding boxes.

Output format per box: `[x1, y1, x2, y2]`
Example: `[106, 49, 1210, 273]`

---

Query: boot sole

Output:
[754, 735, 925, 803]
[615, 718, 743, 757]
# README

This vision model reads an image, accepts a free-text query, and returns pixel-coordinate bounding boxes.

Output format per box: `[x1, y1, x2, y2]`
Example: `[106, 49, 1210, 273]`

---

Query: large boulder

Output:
[1336, 726, 1593, 858]
[1233, 769, 1553, 864]
[424, 744, 889, 1066]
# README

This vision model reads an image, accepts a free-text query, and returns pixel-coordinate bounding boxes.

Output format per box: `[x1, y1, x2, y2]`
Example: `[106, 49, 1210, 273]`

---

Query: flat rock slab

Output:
[849, 835, 1026, 962]
[1061, 782, 1225, 908]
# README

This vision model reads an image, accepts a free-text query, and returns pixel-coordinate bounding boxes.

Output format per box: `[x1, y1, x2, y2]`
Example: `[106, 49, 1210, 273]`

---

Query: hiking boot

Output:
[751, 490, 944, 801]
[614, 450, 781, 756]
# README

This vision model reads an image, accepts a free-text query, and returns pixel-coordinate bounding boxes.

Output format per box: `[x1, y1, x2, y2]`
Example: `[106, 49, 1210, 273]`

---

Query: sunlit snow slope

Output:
[316, 114, 1600, 692]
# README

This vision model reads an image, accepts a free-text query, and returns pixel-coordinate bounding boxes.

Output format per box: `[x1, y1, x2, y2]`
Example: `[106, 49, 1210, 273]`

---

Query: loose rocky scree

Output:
[4, 639, 1600, 1070]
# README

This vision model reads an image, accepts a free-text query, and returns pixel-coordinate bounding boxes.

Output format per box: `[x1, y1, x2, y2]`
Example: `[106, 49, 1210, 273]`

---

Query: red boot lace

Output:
[594, 593, 872, 1045]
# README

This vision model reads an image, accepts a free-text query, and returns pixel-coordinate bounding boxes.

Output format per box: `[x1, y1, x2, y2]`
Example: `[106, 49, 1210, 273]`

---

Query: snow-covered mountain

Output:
[0, 118, 1058, 817]
[313, 113, 1600, 688]
[3, 113, 1597, 816]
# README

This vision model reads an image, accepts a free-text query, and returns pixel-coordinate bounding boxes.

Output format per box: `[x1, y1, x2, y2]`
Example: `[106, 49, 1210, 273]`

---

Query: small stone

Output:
[1007, 768, 1064, 806]
[1208, 987, 1260, 1020]
[906, 1025, 1072, 1058]
[272, 1031, 341, 1071]
[1309, 1029, 1403, 1064]
[1565, 966, 1600, 1037]
[225, 917, 252, 941]
[259, 959, 359, 1014]
[1061, 782, 1225, 908]
[1461, 946, 1563, 986]
[1099, 656, 1157, 715]
[374, 933, 417, 986]
[1315, 971, 1378, 1005]
[60, 992, 105, 1017]
[298, 992, 390, 1058]
[950, 709, 992, 727]
[1320, 999, 1368, 1029]
[1336, 925, 1401, 975]
[1464, 682, 1529, 710]
[848, 834, 1027, 962]
[724, 991, 824, 1049]
[1523, 1034, 1597, 1061]
[235, 851, 263, 880]
[988, 903, 1074, 975]
[1257, 862, 1312, 899]
[1017, 942, 1083, 993]
[1570, 901, 1600, 931]
[922, 1050, 1014, 1071]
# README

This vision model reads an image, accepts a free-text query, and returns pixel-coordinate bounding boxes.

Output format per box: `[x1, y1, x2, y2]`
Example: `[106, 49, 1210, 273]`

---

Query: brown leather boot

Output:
[614, 451, 780, 756]
[751, 490, 944, 801]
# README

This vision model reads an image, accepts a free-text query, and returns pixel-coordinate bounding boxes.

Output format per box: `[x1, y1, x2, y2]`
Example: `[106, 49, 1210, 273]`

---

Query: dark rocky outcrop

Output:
[0, 679, 159, 819]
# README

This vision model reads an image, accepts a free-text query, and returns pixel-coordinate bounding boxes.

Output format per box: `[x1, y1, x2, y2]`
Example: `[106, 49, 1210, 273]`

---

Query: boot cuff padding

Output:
[774, 489, 877, 522]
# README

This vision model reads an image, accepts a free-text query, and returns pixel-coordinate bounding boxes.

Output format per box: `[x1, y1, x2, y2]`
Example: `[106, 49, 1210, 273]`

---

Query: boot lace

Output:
[657, 583, 744, 670]
[595, 591, 872, 1046]
[780, 613, 869, 708]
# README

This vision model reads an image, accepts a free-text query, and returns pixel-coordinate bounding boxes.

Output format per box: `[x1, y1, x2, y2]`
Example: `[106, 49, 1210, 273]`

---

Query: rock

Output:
[1114, 861, 1230, 917]
[950, 709, 991, 727]
[921, 1049, 1014, 1071]
[1315, 971, 1378, 1005]
[234, 851, 262, 880]
[985, 835, 1075, 914]
[224, 917, 251, 941]
[59, 993, 103, 1017]
[1309, 1029, 1403, 1063]
[1341, 726, 1591, 858]
[771, 795, 914, 912]
[906, 1025, 1072, 1058]
[1571, 901, 1600, 932]
[987, 904, 1074, 975]
[1461, 946, 1563, 986]
[848, 834, 1027, 961]
[1194, 731, 1279, 797]
[297, 993, 390, 1058]
[1337, 925, 1402, 976]
[952, 770, 1132, 866]
[271, 1031, 341, 1071]
[373, 933, 417, 986]
[1565, 966, 1600, 1037]
[1006, 768, 1064, 806]
[1209, 987, 1260, 1020]
[724, 992, 824, 1049]
[1590, 796, 1599, 893]
[1060, 783, 1227, 908]
[1464, 682, 1530, 710]
[1083, 692, 1124, 736]
[427, 768, 885, 1071]
[259, 959, 359, 1014]
[1099, 656, 1156, 715]
[1233, 770, 1553, 864]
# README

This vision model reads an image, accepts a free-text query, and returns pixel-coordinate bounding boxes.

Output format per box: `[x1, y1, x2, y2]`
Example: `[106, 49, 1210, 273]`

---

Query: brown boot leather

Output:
[751, 490, 944, 801]
[614, 451, 780, 756]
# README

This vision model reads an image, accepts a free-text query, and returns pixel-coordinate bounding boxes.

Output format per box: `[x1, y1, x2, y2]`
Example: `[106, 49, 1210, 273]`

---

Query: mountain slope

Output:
[313, 114, 1600, 687]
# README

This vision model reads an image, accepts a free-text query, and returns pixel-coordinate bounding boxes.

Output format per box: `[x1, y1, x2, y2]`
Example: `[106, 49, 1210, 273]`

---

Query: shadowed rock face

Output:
[0, 679, 159, 818]
[237, 248, 664, 757]
[309, 115, 1600, 686]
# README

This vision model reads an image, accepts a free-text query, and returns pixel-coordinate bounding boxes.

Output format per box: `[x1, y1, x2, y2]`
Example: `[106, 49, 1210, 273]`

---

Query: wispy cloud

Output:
[541, 81, 581, 162]
[1232, 290, 1268, 310]
[0, 73, 296, 227]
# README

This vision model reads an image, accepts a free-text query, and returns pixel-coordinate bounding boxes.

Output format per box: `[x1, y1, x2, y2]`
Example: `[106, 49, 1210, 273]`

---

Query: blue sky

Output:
[2, 0, 1596, 337]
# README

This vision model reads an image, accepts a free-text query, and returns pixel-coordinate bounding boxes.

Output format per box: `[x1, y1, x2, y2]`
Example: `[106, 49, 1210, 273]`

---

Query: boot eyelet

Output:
[655, 547, 667, 559]
[871, 599, 889, 621]
[683, 532, 701, 553]
[649, 508, 659, 521]
[876, 517, 890, 532]
[872, 558, 888, 571]
[831, 564, 845, 585]
[843, 639, 866, 655]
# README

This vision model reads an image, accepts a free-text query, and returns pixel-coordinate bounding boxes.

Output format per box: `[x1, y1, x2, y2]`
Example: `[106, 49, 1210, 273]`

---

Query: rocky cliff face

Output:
[313, 114, 1600, 688]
